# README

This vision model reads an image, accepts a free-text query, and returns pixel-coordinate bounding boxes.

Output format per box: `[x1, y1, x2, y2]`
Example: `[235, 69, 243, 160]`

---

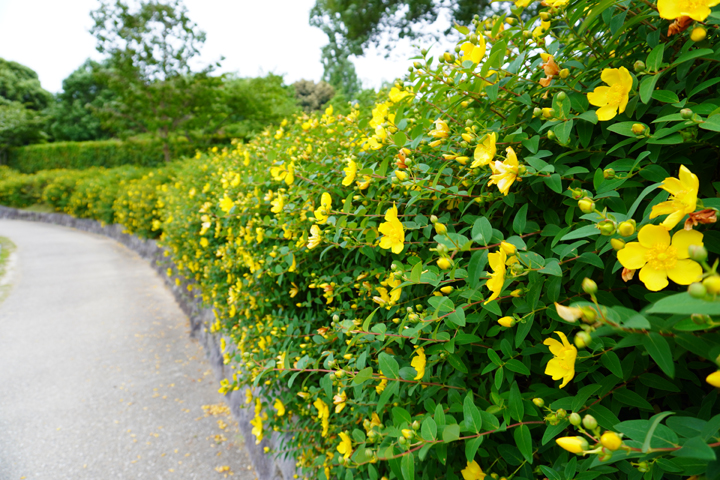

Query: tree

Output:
[293, 79, 335, 112]
[46, 59, 116, 142]
[90, 0, 221, 161]
[0, 58, 53, 111]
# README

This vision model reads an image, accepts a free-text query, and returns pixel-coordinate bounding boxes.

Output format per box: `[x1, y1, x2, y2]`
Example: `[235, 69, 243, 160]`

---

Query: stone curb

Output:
[0, 206, 295, 480]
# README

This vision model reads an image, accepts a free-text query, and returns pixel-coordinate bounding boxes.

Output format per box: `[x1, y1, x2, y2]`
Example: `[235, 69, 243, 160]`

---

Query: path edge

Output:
[0, 206, 295, 480]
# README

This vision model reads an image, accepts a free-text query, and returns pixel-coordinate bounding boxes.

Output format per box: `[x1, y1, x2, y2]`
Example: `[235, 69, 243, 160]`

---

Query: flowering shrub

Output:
[2, 1, 720, 479]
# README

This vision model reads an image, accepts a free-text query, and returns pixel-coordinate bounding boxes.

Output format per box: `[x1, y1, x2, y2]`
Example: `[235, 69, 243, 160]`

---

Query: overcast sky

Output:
[0, 0, 452, 94]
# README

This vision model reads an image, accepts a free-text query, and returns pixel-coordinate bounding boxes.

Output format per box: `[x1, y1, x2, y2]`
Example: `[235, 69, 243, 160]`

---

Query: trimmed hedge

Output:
[6, 139, 197, 173]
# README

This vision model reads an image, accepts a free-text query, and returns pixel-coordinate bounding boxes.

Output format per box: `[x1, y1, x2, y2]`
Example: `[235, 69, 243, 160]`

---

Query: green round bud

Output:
[597, 220, 617, 236]
[632, 123, 646, 135]
[582, 278, 598, 295]
[569, 412, 582, 426]
[582, 414, 598, 430]
[574, 331, 592, 349]
[556, 91, 567, 102]
[688, 244, 708, 262]
[533, 397, 545, 408]
[603, 168, 615, 179]
[578, 197, 595, 214]
[533, 107, 542, 117]
[556, 408, 567, 419]
[680, 108, 693, 119]
[633, 60, 646, 72]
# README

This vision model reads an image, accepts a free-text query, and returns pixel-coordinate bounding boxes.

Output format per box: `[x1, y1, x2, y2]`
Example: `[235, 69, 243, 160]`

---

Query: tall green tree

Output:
[90, 0, 221, 161]
[47, 59, 116, 142]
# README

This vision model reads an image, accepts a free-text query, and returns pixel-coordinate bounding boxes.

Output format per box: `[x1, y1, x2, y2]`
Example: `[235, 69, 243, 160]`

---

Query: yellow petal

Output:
[544, 358, 566, 380]
[660, 210, 686, 230]
[667, 259, 703, 285]
[555, 330, 571, 348]
[639, 265, 669, 291]
[543, 338, 564, 356]
[638, 224, 671, 249]
[650, 200, 679, 218]
[587, 86, 610, 107]
[672, 229, 704, 259]
[658, 0, 683, 18]
[601, 68, 623, 86]
[596, 105, 618, 121]
[678, 165, 699, 192]
[617, 242, 649, 269]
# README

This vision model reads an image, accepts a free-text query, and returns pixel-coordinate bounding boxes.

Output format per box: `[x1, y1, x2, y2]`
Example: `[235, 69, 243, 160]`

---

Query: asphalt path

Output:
[0, 219, 255, 480]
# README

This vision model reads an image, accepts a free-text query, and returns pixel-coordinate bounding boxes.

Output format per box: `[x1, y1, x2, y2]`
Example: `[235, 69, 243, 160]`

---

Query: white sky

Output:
[0, 0, 455, 94]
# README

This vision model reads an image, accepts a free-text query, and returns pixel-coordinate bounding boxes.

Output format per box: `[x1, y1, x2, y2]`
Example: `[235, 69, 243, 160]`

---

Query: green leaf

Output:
[463, 394, 483, 434]
[607, 121, 641, 137]
[640, 74, 661, 104]
[648, 292, 720, 315]
[401, 451, 415, 480]
[579, 0, 617, 33]
[353, 366, 374, 384]
[421, 416, 437, 441]
[652, 90, 679, 104]
[560, 225, 600, 242]
[672, 436, 717, 461]
[542, 420, 570, 445]
[362, 307, 380, 332]
[539, 259, 562, 276]
[442, 424, 460, 443]
[410, 261, 422, 283]
[472, 217, 493, 246]
[646, 43, 665, 72]
[508, 381, 524, 421]
[643, 332, 675, 378]
[643, 412, 675, 453]
[514, 425, 533, 463]
[379, 352, 400, 379]
[614, 388, 654, 410]
[513, 204, 528, 234]
[571, 384, 602, 412]
[393, 131, 407, 147]
[673, 48, 714, 67]
[554, 120, 573, 144]
[465, 436, 484, 462]
[601, 351, 624, 378]
[544, 173, 562, 193]
[699, 114, 720, 133]
[505, 359, 530, 375]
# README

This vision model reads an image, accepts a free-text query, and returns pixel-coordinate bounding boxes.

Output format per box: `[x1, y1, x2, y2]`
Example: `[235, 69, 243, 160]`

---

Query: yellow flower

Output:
[706, 371, 720, 388]
[556, 436, 589, 454]
[307, 225, 322, 250]
[429, 119, 450, 138]
[388, 86, 412, 103]
[270, 194, 284, 214]
[273, 398, 285, 416]
[375, 376, 388, 394]
[554, 302, 582, 323]
[337, 432, 353, 459]
[617, 224, 703, 291]
[461, 460, 487, 480]
[333, 390, 347, 413]
[471, 132, 497, 168]
[544, 0, 569, 6]
[378, 203, 405, 254]
[289, 282, 299, 298]
[314, 398, 330, 437]
[487, 147, 519, 195]
[270, 162, 295, 185]
[484, 249, 507, 304]
[460, 40, 486, 66]
[357, 175, 371, 190]
[200, 237, 209, 248]
[650, 165, 699, 229]
[587, 67, 633, 121]
[544, 331, 577, 388]
[342, 158, 357, 186]
[219, 195, 234, 213]
[314, 192, 332, 224]
[411, 347, 426, 380]
[658, 0, 720, 21]
[514, 0, 532, 7]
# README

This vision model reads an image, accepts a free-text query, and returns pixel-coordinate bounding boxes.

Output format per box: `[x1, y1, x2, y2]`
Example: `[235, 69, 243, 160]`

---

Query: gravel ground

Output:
[0, 219, 257, 480]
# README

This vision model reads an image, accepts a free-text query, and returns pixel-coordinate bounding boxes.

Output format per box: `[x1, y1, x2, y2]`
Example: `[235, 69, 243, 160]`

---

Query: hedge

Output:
[6, 138, 198, 173]
[2, 1, 720, 479]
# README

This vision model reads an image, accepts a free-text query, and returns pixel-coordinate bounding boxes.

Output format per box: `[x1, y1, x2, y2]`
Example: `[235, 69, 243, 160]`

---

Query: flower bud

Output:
[688, 282, 707, 299]
[691, 313, 711, 325]
[633, 60, 645, 72]
[498, 316, 516, 328]
[435, 223, 448, 235]
[617, 221, 635, 237]
[637, 461, 649, 473]
[597, 220, 617, 236]
[441, 286, 454, 294]
[603, 168, 615, 179]
[582, 278, 598, 295]
[398, 436, 407, 445]
[556, 409, 567, 419]
[533, 107, 542, 117]
[510, 289, 523, 297]
[680, 108, 694, 119]
[688, 244, 708, 262]
[559, 68, 570, 79]
[395, 170, 408, 181]
[632, 123, 645, 135]
[556, 436, 589, 454]
[600, 431, 623, 451]
[412, 420, 420, 430]
[569, 412, 582, 426]
[413, 61, 423, 70]
[599, 450, 613, 461]
[578, 197, 594, 214]
[691, 26, 707, 42]
[707, 371, 720, 388]
[430, 215, 439, 224]
[611, 238, 625, 251]
[500, 241, 517, 255]
[574, 331, 592, 349]
[437, 257, 452, 270]
[556, 91, 567, 102]
[533, 398, 545, 407]
[402, 429, 414, 439]
[703, 275, 720, 294]
[582, 414, 597, 430]
[542, 107, 555, 119]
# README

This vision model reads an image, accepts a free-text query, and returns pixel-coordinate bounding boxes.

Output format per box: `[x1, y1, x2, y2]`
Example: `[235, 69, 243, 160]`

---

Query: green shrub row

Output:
[5, 138, 198, 173]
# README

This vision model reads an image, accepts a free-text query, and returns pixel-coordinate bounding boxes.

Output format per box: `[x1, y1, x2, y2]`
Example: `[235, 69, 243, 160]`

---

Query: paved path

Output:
[0, 219, 255, 480]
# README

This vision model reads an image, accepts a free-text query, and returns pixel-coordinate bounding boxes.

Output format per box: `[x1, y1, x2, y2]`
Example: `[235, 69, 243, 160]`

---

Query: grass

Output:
[0, 236, 16, 304]
[24, 204, 56, 213]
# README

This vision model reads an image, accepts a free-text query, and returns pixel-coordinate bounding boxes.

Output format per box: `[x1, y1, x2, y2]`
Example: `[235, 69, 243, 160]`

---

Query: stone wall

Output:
[0, 206, 295, 480]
